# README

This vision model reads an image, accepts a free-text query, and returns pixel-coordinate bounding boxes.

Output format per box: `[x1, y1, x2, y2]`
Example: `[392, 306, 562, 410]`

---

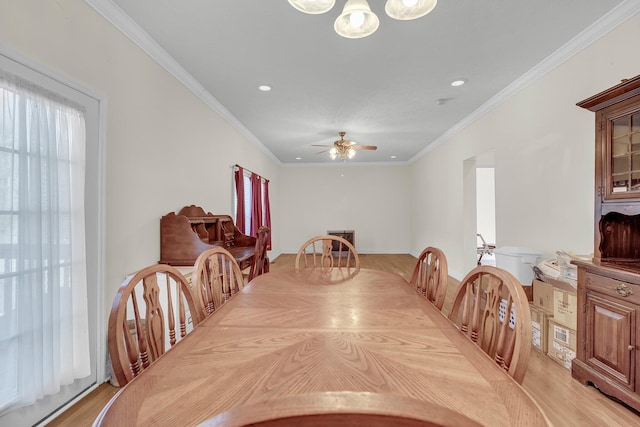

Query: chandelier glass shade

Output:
[289, 0, 437, 39]
[385, 0, 437, 20]
[334, 0, 379, 39]
[288, 0, 336, 14]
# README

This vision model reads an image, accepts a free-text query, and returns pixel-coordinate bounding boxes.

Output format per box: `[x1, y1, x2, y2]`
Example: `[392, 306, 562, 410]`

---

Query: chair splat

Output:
[448, 266, 532, 383]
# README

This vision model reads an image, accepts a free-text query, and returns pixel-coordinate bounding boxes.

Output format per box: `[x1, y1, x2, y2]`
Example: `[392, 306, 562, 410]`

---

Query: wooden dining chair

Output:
[247, 226, 270, 282]
[295, 235, 360, 272]
[192, 247, 246, 315]
[448, 265, 532, 383]
[410, 246, 448, 310]
[197, 391, 482, 427]
[108, 264, 203, 386]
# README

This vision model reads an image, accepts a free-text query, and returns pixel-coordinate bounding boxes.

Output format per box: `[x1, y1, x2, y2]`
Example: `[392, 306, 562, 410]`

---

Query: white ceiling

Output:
[92, 0, 630, 164]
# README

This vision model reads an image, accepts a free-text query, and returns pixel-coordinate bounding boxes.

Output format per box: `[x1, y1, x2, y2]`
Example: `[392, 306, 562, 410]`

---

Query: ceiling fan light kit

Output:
[330, 145, 357, 160]
[314, 132, 378, 161]
[290, 0, 437, 39]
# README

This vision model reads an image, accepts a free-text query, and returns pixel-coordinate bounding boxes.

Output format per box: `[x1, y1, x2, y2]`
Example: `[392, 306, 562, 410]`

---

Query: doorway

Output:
[476, 167, 496, 265]
[463, 151, 496, 270]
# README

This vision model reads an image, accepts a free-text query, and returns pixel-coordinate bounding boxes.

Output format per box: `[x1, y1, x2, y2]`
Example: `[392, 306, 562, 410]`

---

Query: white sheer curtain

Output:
[0, 71, 90, 414]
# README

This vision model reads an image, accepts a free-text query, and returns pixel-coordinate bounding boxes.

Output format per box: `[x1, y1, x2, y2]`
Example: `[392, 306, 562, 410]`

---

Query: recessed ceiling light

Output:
[296, 157, 302, 160]
[450, 79, 466, 87]
[258, 85, 271, 91]
[390, 155, 397, 159]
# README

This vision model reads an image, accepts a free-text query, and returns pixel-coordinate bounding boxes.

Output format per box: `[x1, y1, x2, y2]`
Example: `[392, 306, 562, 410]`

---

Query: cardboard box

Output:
[543, 274, 577, 292]
[547, 320, 576, 370]
[532, 279, 554, 312]
[553, 288, 577, 330]
[530, 304, 552, 353]
[533, 278, 577, 330]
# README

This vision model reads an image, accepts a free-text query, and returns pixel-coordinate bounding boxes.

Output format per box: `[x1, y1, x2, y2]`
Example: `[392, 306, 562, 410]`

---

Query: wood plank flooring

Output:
[46, 254, 639, 426]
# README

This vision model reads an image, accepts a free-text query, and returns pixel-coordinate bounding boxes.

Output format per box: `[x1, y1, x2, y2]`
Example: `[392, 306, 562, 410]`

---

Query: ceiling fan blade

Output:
[311, 144, 333, 147]
[315, 149, 331, 154]
[352, 145, 377, 151]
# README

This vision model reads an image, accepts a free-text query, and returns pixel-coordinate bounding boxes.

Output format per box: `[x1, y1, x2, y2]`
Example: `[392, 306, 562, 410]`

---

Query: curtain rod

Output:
[233, 164, 269, 183]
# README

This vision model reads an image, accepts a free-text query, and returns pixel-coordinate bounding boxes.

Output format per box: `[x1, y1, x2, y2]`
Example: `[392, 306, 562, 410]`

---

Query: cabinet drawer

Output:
[585, 272, 640, 305]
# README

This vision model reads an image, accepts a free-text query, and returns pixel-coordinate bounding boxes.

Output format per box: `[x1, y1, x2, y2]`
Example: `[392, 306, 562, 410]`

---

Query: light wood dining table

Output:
[95, 268, 550, 426]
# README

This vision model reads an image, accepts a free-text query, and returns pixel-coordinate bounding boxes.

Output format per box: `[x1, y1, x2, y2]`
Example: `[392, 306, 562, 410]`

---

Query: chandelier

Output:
[288, 0, 437, 39]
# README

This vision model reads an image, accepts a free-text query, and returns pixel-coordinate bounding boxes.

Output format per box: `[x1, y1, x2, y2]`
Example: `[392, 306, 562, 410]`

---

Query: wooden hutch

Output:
[572, 75, 640, 411]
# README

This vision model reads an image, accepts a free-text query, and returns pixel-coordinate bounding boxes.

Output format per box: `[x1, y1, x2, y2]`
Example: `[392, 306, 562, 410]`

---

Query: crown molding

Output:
[409, 0, 640, 163]
[84, 0, 282, 165]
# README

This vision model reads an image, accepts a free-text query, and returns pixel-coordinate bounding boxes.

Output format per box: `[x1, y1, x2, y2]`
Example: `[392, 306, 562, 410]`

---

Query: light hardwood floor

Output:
[47, 254, 639, 426]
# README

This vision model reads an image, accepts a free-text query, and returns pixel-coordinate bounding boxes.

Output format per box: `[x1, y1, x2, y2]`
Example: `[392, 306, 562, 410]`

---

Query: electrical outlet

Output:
[499, 299, 517, 329]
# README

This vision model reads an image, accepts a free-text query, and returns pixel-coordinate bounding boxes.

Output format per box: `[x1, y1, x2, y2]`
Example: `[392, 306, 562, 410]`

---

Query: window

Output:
[240, 170, 252, 232]
[233, 166, 271, 248]
[0, 69, 90, 416]
[0, 52, 102, 426]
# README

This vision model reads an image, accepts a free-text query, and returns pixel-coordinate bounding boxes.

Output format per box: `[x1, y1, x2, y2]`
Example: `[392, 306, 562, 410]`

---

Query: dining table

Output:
[94, 268, 550, 426]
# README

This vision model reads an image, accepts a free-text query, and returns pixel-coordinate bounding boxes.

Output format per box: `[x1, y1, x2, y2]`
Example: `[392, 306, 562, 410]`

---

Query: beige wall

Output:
[279, 165, 411, 253]
[0, 0, 280, 313]
[410, 11, 640, 279]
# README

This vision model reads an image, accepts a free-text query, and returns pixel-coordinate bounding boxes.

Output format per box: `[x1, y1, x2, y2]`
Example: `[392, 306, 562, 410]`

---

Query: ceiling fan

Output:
[313, 132, 378, 160]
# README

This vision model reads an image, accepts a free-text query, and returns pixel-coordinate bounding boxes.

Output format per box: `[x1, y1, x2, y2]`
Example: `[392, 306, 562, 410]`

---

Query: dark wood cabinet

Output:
[572, 75, 640, 411]
[572, 261, 639, 409]
[584, 273, 636, 388]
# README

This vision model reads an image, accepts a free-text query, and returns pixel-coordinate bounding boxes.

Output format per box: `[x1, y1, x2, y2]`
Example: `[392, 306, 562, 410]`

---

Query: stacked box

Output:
[532, 279, 554, 312]
[531, 280, 553, 354]
[547, 320, 577, 370]
[532, 277, 578, 367]
[529, 303, 552, 353]
[553, 287, 577, 330]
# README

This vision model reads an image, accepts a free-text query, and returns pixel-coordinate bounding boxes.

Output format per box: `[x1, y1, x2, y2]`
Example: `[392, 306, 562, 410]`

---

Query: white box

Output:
[494, 246, 542, 286]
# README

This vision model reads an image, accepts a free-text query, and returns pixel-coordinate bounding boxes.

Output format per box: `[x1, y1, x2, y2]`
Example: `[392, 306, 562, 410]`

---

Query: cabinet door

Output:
[585, 291, 636, 389]
[601, 100, 640, 201]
